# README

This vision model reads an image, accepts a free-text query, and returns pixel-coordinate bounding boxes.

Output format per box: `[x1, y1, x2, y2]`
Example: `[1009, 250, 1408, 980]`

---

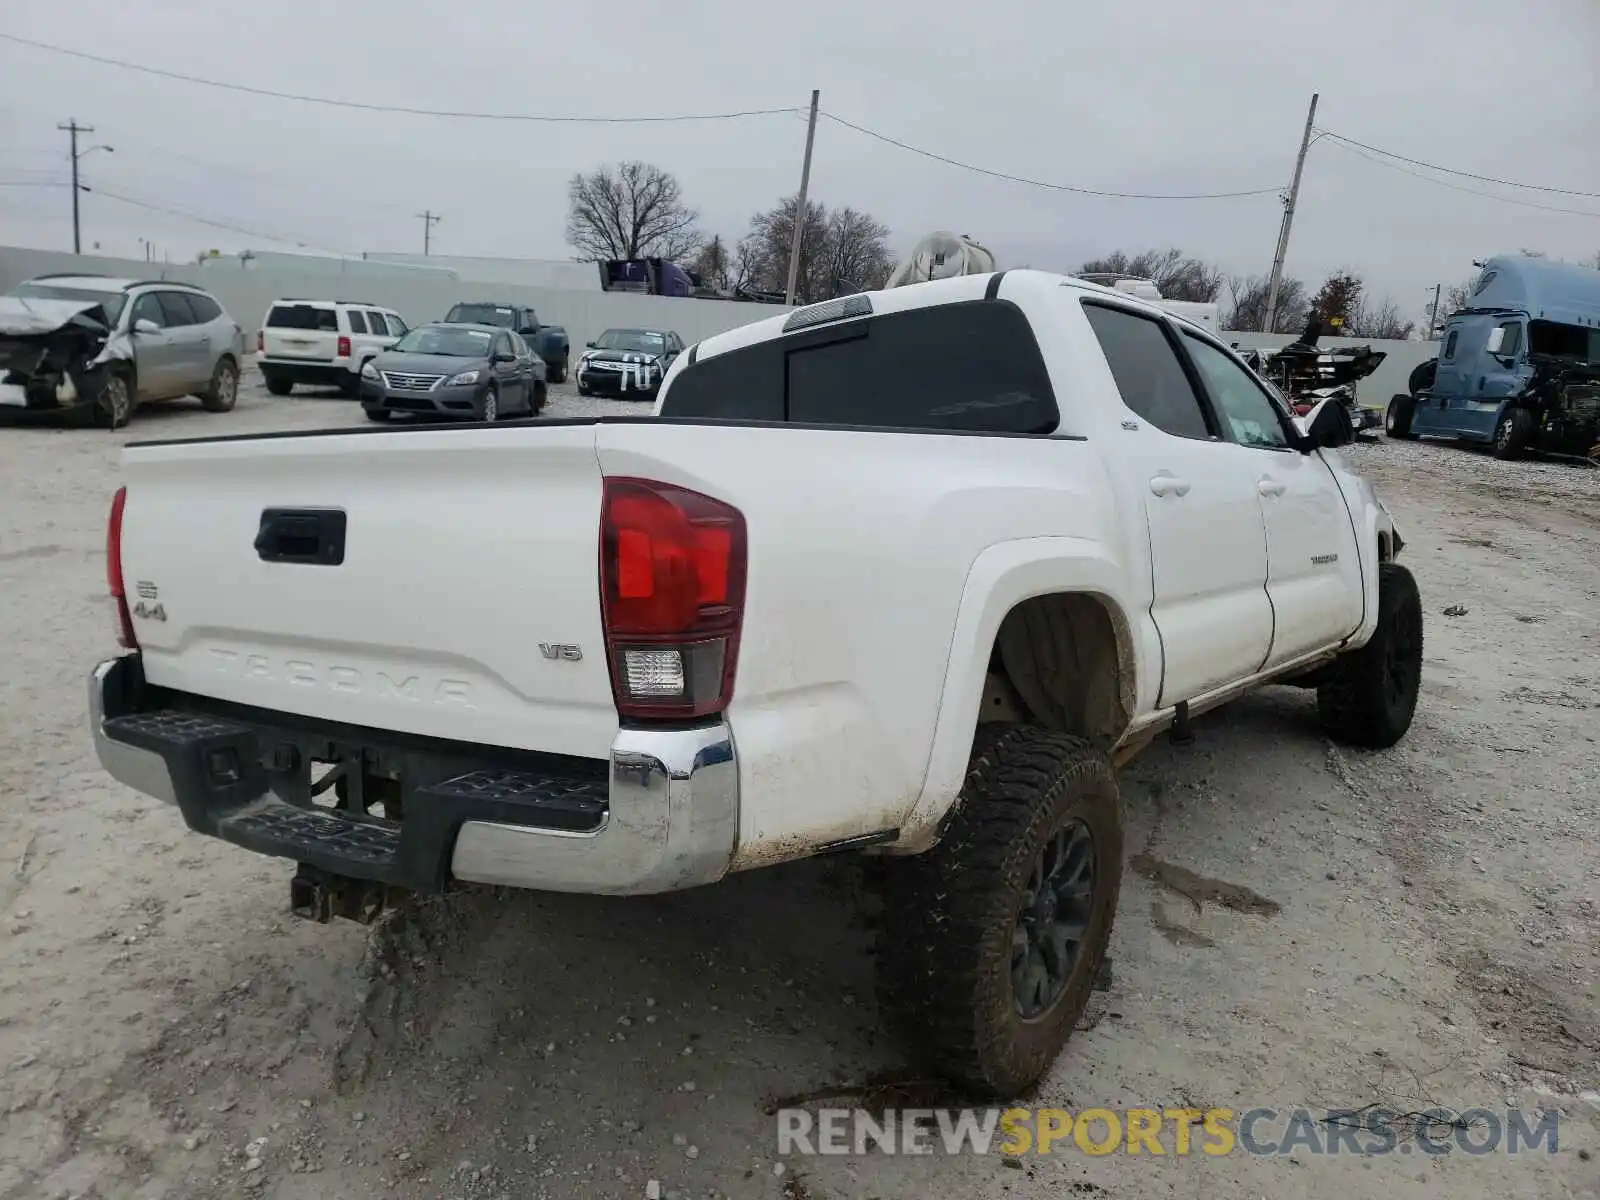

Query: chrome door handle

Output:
[1257, 477, 1286, 497]
[1150, 473, 1191, 498]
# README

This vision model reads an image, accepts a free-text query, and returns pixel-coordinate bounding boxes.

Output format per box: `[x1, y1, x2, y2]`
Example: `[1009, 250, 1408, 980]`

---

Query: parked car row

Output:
[256, 290, 687, 420]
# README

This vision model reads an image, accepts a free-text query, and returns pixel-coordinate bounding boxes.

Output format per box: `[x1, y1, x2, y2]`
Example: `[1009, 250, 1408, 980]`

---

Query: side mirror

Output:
[133, 318, 160, 335]
[586, 340, 596, 348]
[1295, 396, 1355, 452]
[1485, 326, 1506, 354]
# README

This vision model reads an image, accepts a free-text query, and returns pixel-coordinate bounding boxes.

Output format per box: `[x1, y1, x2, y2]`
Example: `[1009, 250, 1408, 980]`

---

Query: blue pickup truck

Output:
[1387, 255, 1600, 461]
[443, 302, 570, 383]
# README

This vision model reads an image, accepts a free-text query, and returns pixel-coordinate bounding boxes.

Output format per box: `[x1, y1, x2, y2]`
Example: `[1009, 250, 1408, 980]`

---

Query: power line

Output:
[0, 180, 68, 187]
[86, 184, 351, 252]
[0, 32, 800, 124]
[1318, 137, 1600, 218]
[1314, 127, 1600, 200]
[818, 111, 1285, 200]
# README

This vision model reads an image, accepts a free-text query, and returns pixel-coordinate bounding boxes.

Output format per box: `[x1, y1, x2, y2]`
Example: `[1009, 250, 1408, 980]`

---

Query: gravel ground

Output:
[1, 372, 1598, 1199]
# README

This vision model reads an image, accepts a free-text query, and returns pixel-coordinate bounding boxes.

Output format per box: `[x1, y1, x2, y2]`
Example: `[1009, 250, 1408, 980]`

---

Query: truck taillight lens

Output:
[337, 335, 351, 358]
[107, 486, 137, 649]
[600, 477, 746, 720]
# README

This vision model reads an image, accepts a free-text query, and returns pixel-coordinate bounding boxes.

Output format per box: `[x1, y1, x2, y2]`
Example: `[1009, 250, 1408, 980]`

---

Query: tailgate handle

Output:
[255, 508, 347, 565]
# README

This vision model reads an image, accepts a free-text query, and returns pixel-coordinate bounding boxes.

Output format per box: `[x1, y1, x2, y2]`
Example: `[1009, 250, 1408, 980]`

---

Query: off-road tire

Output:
[201, 357, 239, 412]
[1493, 407, 1535, 460]
[263, 372, 293, 396]
[1317, 562, 1423, 749]
[875, 725, 1123, 1098]
[1385, 393, 1416, 439]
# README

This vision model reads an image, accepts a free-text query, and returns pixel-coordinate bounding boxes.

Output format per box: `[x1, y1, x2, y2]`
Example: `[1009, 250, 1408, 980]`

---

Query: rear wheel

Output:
[875, 726, 1123, 1097]
[1385, 393, 1416, 439]
[263, 372, 293, 397]
[550, 356, 567, 384]
[1493, 407, 1535, 460]
[1318, 562, 1423, 749]
[201, 357, 239, 412]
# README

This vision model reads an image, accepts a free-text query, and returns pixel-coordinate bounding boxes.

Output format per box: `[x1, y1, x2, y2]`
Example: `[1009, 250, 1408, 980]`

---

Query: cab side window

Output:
[1181, 334, 1291, 450]
[1444, 330, 1459, 360]
[1495, 321, 1522, 358]
[1082, 302, 1213, 440]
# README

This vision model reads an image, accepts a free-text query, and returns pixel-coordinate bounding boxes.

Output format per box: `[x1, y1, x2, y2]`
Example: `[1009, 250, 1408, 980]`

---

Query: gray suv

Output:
[0, 274, 244, 428]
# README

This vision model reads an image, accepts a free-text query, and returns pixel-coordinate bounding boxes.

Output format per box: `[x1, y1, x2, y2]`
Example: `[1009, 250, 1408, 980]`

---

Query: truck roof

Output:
[1470, 255, 1600, 326]
[688, 270, 1215, 366]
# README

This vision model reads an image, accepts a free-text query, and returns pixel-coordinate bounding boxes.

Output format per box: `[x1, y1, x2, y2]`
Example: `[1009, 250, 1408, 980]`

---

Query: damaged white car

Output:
[0, 275, 244, 428]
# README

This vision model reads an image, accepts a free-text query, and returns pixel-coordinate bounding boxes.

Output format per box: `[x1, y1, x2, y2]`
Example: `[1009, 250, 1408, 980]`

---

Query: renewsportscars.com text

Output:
[776, 1106, 1560, 1158]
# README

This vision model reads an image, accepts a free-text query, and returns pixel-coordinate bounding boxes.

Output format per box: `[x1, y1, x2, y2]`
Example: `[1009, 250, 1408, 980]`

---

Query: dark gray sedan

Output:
[359, 323, 546, 423]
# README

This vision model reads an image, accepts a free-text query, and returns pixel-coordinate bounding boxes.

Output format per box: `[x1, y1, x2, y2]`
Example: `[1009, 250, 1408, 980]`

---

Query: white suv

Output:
[257, 299, 408, 397]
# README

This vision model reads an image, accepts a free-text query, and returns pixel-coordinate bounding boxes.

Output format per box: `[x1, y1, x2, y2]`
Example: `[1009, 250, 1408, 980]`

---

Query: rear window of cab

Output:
[660, 299, 1058, 433]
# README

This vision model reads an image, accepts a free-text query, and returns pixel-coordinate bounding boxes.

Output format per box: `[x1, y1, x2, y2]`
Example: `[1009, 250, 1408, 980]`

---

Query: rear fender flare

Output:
[897, 538, 1144, 851]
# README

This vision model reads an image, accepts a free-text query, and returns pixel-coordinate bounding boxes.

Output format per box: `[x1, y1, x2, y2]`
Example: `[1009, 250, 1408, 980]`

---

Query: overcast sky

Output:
[1, 0, 1597, 319]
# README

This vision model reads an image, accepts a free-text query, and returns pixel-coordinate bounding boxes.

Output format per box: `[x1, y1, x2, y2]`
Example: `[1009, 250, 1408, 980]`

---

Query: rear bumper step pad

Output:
[98, 694, 610, 892]
[90, 654, 738, 896]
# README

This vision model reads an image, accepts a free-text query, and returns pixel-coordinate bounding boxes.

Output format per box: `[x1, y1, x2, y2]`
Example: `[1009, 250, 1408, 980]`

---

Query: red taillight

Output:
[337, 335, 352, 358]
[107, 486, 137, 649]
[600, 477, 746, 720]
[256, 329, 264, 353]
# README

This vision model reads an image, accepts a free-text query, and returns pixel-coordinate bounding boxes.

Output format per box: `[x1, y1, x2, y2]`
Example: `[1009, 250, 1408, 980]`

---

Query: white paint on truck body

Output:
[117, 270, 1394, 871]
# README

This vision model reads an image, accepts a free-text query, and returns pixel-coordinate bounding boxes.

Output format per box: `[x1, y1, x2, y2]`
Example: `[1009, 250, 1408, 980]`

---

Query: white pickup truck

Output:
[90, 270, 1420, 1096]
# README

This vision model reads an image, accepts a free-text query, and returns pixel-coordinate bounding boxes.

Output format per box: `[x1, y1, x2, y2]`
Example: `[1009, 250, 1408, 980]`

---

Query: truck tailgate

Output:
[119, 424, 618, 759]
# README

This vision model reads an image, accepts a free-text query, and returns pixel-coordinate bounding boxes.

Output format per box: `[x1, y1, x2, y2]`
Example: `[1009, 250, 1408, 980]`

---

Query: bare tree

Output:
[730, 234, 763, 295]
[1079, 248, 1224, 303]
[737, 194, 891, 304]
[1346, 296, 1415, 340]
[817, 207, 894, 297]
[692, 235, 730, 292]
[565, 161, 701, 262]
[1225, 273, 1308, 333]
[1424, 277, 1476, 334]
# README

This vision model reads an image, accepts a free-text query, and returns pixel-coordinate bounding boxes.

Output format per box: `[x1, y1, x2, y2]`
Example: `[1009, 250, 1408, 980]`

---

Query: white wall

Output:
[0, 245, 780, 356]
[364, 252, 598, 292]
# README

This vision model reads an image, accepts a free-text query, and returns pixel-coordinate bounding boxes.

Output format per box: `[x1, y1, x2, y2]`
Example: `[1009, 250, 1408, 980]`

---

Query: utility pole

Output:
[1429, 283, 1442, 335]
[417, 210, 441, 255]
[784, 89, 820, 307]
[1263, 92, 1318, 334]
[59, 118, 100, 254]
